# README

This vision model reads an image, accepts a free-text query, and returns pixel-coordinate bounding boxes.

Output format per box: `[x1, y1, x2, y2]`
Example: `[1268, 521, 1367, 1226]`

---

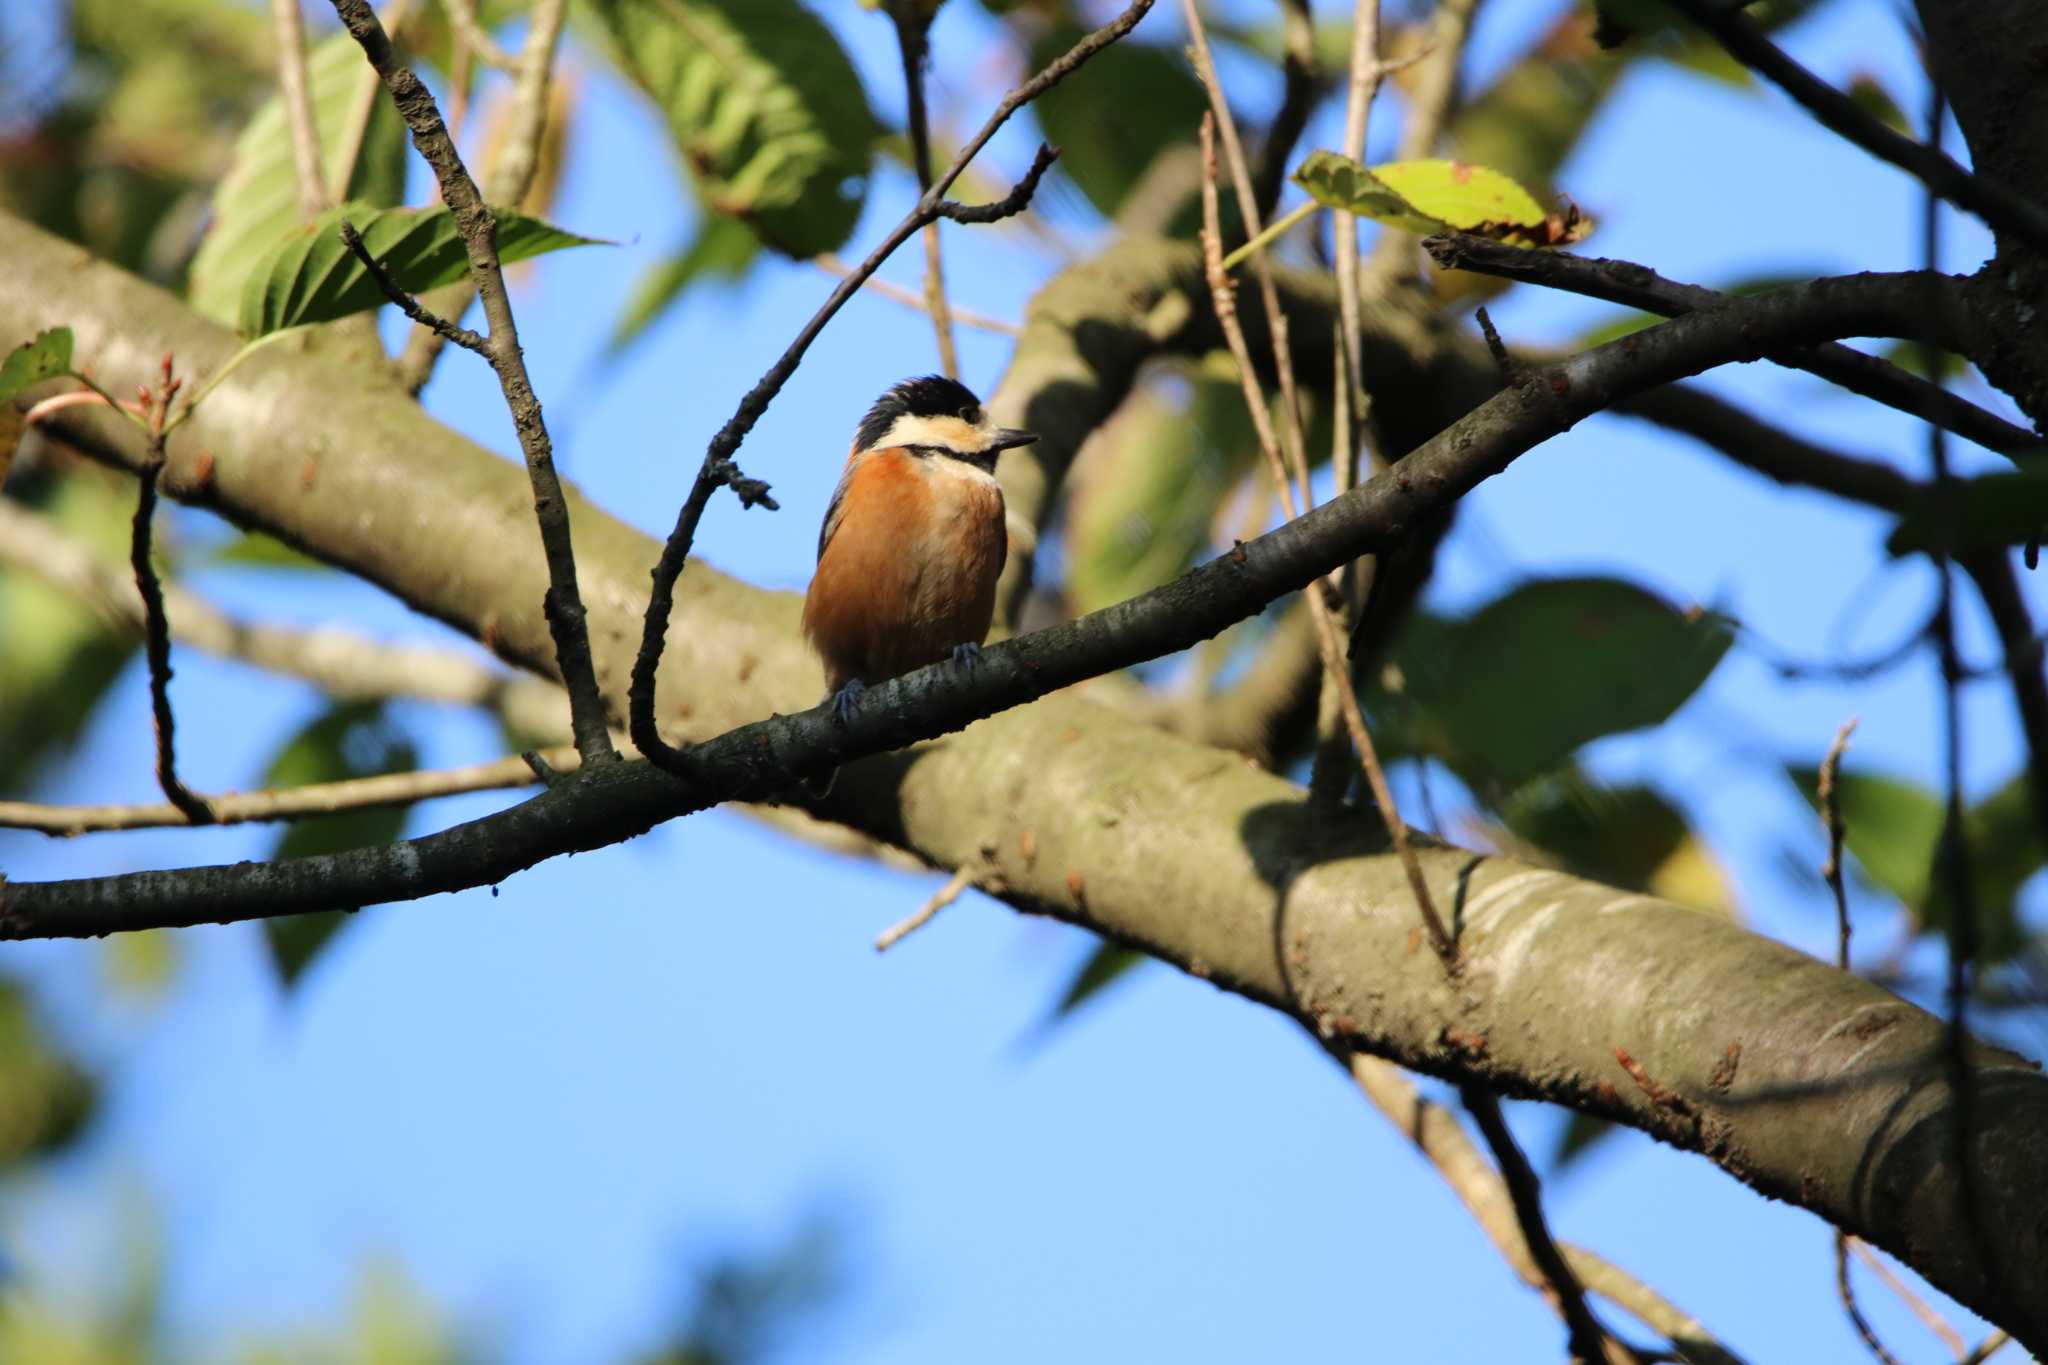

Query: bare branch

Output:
[1248, 0, 1318, 222]
[812, 254, 1019, 336]
[1349, 1055, 1742, 1364]
[339, 218, 488, 352]
[626, 1, 1155, 775]
[1461, 1084, 1633, 1363]
[1200, 114, 1453, 965]
[886, 0, 960, 378]
[270, 0, 332, 220]
[1848, 1239, 1969, 1362]
[444, 0, 517, 71]
[331, 0, 613, 765]
[1664, 0, 2048, 256]
[876, 862, 985, 952]
[0, 748, 575, 836]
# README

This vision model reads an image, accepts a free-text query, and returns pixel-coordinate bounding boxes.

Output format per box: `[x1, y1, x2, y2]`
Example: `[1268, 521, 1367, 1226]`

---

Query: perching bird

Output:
[800, 375, 1036, 789]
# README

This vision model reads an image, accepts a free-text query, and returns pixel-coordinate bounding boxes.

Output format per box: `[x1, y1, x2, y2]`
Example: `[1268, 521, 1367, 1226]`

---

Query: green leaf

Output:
[0, 981, 97, 1169]
[1053, 941, 1144, 1017]
[1065, 379, 1261, 615]
[0, 472, 137, 791]
[1397, 577, 1733, 787]
[210, 530, 333, 572]
[607, 212, 761, 355]
[0, 328, 75, 404]
[582, 0, 879, 257]
[1496, 773, 1737, 916]
[1292, 152, 1588, 247]
[1886, 472, 2048, 557]
[1027, 24, 1207, 221]
[1552, 1111, 1617, 1173]
[1788, 767, 2038, 964]
[187, 27, 410, 324]
[237, 203, 603, 337]
[260, 700, 419, 987]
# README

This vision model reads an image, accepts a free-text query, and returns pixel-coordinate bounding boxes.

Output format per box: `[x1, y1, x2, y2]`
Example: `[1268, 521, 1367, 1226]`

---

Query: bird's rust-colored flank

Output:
[803, 446, 1007, 694]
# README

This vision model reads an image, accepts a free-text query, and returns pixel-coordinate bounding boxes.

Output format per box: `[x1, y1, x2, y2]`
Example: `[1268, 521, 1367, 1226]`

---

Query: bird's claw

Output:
[831, 678, 867, 727]
[950, 642, 982, 670]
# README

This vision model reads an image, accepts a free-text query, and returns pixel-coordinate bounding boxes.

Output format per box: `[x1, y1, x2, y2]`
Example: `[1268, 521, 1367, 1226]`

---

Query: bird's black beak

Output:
[992, 428, 1038, 452]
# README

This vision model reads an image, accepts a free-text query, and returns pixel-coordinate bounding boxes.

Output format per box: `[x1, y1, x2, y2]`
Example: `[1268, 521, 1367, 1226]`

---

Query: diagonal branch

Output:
[331, 0, 613, 765]
[1663, 0, 2048, 257]
[626, 1, 1154, 775]
[1425, 233, 2042, 460]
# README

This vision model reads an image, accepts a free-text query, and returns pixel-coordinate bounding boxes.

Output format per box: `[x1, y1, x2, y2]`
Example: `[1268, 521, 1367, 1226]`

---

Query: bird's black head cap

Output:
[854, 374, 983, 452]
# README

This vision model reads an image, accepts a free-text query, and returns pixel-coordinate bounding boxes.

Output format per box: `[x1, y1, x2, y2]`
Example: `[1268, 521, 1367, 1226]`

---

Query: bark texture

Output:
[2, 214, 2045, 1348]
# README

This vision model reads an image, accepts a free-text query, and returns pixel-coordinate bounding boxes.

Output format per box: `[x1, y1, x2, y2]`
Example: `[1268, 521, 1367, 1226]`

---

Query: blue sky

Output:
[2, 0, 2040, 1360]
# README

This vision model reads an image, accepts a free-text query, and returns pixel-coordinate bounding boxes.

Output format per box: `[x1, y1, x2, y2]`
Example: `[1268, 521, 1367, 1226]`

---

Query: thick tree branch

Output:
[1426, 234, 2042, 459]
[5, 212, 2042, 1347]
[1664, 0, 2048, 257]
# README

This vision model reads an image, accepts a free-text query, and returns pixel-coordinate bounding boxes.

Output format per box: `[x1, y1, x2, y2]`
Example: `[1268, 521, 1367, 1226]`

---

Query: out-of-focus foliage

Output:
[0, 327, 77, 404]
[1025, 22, 1207, 222]
[1789, 767, 2040, 964]
[259, 700, 421, 987]
[0, 980, 97, 1167]
[638, 1214, 846, 1365]
[1887, 470, 2048, 556]
[608, 210, 761, 355]
[186, 28, 411, 324]
[1492, 771, 1736, 918]
[580, 0, 879, 258]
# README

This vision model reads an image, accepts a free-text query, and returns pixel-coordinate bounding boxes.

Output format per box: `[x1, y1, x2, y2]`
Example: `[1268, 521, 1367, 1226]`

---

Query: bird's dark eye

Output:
[960, 405, 982, 425]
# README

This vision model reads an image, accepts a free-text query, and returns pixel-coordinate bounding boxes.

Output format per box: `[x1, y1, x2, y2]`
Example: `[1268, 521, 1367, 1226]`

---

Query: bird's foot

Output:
[830, 678, 867, 727]
[950, 641, 982, 671]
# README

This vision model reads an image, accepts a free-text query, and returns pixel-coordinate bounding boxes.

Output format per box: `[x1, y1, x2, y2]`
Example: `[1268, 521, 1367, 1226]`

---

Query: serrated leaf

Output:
[0, 328, 75, 404]
[607, 211, 760, 355]
[1886, 472, 2048, 557]
[1398, 577, 1732, 787]
[582, 0, 878, 257]
[1028, 24, 1207, 222]
[237, 203, 603, 337]
[1293, 152, 1588, 247]
[188, 27, 410, 324]
[260, 700, 419, 986]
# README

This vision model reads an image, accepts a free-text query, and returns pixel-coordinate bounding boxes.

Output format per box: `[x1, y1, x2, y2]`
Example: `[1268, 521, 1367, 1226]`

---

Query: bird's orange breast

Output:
[802, 448, 1007, 694]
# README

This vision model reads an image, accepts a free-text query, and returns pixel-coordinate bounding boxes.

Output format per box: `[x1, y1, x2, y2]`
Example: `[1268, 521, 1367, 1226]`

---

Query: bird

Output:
[799, 375, 1036, 792]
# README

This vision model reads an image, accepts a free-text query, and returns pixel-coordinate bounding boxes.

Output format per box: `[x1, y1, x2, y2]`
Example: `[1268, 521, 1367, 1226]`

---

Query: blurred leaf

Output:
[0, 472, 138, 791]
[1880, 340, 1968, 384]
[1497, 773, 1733, 915]
[641, 1212, 845, 1365]
[1553, 1110, 1616, 1172]
[101, 931, 181, 1003]
[608, 212, 761, 355]
[209, 529, 333, 572]
[0, 982, 96, 1169]
[1293, 153, 1589, 247]
[1388, 577, 1732, 787]
[1846, 72, 1909, 133]
[1787, 767, 2037, 962]
[1028, 24, 1207, 221]
[1054, 940, 1143, 1017]
[1573, 308, 1658, 349]
[237, 203, 604, 337]
[583, 0, 879, 257]
[188, 27, 410, 324]
[0, 328, 76, 404]
[259, 700, 419, 986]
[1065, 379, 1259, 614]
[1886, 471, 2048, 557]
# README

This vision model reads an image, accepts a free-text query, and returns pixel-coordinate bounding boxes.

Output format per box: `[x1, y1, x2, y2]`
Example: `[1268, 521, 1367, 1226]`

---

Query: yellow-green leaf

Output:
[0, 327, 75, 405]
[1293, 152, 1589, 247]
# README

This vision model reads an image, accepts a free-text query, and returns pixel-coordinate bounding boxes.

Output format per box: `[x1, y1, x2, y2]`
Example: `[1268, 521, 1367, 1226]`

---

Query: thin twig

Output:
[339, 219, 488, 350]
[394, 0, 568, 393]
[627, 2, 1154, 776]
[1199, 114, 1453, 966]
[1348, 1055, 1741, 1364]
[444, 0, 517, 70]
[1818, 716, 1902, 1365]
[332, 0, 614, 765]
[270, 0, 332, 220]
[0, 748, 576, 836]
[886, 0, 960, 378]
[1847, 1240, 1969, 1361]
[1249, 0, 1318, 222]
[1663, 0, 2048, 256]
[1424, 234, 2044, 460]
[127, 358, 212, 826]
[1183, 0, 1310, 511]
[812, 254, 1020, 335]
[1461, 1084, 1629, 1364]
[876, 862, 987, 951]
[1362, 0, 1481, 290]
[1960, 1331, 2013, 1365]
